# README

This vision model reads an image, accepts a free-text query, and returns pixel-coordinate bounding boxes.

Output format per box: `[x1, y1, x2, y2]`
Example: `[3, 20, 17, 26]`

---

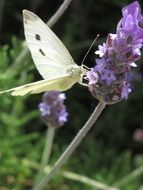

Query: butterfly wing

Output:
[0, 10, 83, 96]
[0, 73, 79, 96]
[23, 10, 76, 79]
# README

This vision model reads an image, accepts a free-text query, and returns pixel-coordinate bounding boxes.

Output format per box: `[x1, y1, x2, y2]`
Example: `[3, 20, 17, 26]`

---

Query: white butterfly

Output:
[0, 10, 86, 96]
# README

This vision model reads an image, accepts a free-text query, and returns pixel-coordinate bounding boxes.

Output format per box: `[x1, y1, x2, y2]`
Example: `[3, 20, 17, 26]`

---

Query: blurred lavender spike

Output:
[39, 91, 68, 128]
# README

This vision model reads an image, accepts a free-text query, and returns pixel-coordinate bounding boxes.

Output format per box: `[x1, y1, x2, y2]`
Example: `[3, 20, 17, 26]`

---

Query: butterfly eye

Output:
[35, 34, 41, 41]
[39, 49, 46, 56]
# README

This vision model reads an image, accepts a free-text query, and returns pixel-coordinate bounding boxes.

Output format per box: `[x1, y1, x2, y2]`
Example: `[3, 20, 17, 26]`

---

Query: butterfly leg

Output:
[78, 82, 89, 87]
[83, 65, 90, 70]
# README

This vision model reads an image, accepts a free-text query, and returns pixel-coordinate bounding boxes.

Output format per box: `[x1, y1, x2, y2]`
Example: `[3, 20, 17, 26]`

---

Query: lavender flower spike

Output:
[39, 91, 68, 128]
[86, 1, 143, 104]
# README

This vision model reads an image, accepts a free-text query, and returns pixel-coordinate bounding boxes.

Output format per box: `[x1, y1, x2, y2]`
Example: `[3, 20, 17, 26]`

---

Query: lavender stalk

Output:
[34, 127, 55, 186]
[33, 101, 106, 190]
[40, 127, 55, 168]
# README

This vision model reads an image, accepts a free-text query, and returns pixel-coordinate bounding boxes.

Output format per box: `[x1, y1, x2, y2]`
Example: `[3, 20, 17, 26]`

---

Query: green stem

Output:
[33, 101, 106, 190]
[34, 127, 55, 185]
[62, 170, 119, 190]
[41, 127, 55, 166]
[113, 166, 143, 187]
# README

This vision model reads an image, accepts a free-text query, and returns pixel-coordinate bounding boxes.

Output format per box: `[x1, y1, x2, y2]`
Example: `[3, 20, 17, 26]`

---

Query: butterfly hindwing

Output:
[0, 74, 78, 96]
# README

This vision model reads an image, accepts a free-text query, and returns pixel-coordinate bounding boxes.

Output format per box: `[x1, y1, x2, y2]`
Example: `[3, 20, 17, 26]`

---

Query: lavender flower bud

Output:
[39, 91, 68, 128]
[86, 1, 143, 104]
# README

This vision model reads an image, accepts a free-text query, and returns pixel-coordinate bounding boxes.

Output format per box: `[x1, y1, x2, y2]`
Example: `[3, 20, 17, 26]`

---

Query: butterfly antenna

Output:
[81, 34, 99, 66]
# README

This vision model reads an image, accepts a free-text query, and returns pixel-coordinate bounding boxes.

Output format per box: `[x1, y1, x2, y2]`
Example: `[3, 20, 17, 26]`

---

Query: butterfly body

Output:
[0, 10, 86, 96]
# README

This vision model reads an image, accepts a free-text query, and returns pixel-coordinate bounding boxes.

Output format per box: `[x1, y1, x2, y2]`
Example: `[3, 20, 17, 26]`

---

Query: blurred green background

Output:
[1, 0, 143, 189]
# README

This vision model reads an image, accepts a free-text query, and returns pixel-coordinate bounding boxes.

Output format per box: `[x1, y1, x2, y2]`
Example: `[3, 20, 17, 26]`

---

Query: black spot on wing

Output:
[39, 49, 46, 56]
[35, 34, 41, 41]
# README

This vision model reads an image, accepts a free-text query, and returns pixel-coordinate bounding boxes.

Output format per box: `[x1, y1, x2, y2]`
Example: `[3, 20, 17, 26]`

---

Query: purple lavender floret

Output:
[86, 1, 143, 104]
[39, 91, 68, 128]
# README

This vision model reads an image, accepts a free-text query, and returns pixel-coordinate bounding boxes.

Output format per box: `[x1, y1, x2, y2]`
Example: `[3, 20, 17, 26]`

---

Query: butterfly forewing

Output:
[23, 10, 75, 79]
[0, 10, 83, 96]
